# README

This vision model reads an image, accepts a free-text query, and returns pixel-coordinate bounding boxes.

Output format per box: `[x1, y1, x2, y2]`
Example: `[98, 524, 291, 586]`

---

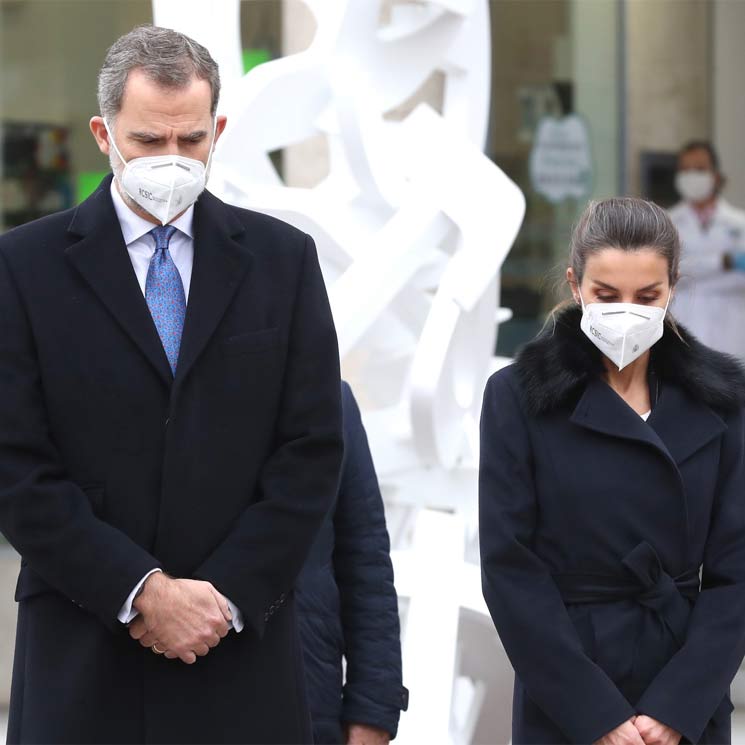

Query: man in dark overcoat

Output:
[0, 25, 343, 744]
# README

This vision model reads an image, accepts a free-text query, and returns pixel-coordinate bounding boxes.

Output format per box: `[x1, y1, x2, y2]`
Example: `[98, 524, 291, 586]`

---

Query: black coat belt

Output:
[553, 542, 700, 647]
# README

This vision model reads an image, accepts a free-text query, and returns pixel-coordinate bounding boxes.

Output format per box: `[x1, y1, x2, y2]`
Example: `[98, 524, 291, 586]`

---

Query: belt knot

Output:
[621, 541, 697, 646]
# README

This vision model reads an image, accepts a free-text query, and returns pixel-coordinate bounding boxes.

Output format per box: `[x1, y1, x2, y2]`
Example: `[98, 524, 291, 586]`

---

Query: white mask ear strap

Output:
[204, 116, 219, 173]
[103, 118, 127, 166]
[577, 287, 586, 311]
[663, 288, 673, 313]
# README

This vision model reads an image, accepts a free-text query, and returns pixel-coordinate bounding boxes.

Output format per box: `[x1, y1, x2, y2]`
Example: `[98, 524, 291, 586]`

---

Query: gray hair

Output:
[97, 25, 220, 121]
[569, 197, 681, 285]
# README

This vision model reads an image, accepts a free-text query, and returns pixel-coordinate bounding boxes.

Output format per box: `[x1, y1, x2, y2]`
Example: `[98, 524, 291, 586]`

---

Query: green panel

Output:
[77, 171, 109, 203]
[242, 48, 271, 74]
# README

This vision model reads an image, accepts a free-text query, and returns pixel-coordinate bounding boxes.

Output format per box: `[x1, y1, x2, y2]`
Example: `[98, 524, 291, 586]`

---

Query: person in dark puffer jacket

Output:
[296, 382, 408, 744]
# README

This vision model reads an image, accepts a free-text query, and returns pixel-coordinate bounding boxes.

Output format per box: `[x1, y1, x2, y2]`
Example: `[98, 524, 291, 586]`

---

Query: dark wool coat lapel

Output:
[515, 303, 745, 416]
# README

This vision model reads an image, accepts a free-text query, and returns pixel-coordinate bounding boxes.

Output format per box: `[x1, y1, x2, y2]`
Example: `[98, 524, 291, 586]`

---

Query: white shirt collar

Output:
[109, 178, 195, 246]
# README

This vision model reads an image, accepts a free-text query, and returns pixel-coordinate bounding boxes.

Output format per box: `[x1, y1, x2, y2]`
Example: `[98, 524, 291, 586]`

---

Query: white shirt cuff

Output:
[117, 568, 244, 632]
[118, 568, 162, 624]
[227, 599, 244, 632]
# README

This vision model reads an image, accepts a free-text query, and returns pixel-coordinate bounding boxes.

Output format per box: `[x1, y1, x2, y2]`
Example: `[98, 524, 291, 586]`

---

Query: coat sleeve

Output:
[479, 370, 636, 743]
[334, 383, 408, 739]
[194, 235, 344, 638]
[636, 407, 745, 742]
[0, 248, 160, 628]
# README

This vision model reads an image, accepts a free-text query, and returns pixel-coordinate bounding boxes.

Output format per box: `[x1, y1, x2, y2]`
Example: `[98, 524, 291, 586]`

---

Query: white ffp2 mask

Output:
[579, 292, 671, 371]
[675, 170, 715, 203]
[104, 118, 217, 225]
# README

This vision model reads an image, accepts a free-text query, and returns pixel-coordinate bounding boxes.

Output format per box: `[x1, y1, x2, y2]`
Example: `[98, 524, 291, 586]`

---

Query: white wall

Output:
[713, 0, 745, 209]
[625, 0, 711, 196]
[572, 0, 620, 199]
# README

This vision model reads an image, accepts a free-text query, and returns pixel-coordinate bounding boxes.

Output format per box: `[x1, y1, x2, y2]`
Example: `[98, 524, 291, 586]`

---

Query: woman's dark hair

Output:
[569, 197, 681, 287]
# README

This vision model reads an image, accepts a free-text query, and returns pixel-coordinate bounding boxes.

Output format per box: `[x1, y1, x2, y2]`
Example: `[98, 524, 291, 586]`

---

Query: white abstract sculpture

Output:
[152, 1, 525, 741]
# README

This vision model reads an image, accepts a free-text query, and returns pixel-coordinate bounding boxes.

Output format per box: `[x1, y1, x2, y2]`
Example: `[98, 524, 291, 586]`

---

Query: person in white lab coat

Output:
[670, 140, 745, 359]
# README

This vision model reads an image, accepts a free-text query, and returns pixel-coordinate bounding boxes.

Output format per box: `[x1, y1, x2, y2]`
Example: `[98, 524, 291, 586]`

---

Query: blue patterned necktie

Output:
[146, 225, 185, 376]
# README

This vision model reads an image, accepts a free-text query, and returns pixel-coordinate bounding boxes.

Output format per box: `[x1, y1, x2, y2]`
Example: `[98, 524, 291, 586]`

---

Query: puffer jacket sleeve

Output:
[479, 369, 636, 743]
[334, 382, 409, 738]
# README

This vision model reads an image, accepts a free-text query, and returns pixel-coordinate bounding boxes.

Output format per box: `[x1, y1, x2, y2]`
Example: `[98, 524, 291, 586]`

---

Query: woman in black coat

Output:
[479, 198, 745, 745]
[296, 382, 408, 744]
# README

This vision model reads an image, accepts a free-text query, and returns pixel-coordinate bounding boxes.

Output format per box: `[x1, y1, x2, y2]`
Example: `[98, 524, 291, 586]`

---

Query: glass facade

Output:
[0, 0, 738, 354]
[0, 0, 281, 228]
[0, 1, 152, 226]
[488, 0, 622, 354]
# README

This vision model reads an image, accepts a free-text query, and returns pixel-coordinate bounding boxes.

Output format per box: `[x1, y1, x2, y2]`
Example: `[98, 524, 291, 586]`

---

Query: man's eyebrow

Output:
[126, 130, 208, 141]
[178, 130, 208, 141]
[128, 131, 163, 141]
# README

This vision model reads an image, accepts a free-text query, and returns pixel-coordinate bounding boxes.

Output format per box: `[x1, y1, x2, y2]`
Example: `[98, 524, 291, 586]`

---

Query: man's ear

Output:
[89, 116, 111, 156]
[213, 115, 228, 145]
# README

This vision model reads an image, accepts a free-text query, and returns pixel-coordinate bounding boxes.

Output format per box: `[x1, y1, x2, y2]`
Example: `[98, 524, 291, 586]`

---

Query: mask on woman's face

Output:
[675, 169, 715, 203]
[578, 291, 671, 371]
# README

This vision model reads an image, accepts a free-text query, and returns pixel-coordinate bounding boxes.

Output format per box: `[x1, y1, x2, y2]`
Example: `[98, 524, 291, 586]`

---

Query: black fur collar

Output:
[515, 304, 745, 415]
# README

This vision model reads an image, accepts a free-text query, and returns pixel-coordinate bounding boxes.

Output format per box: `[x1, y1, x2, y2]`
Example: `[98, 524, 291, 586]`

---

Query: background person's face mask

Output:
[675, 169, 716, 203]
[579, 290, 671, 371]
[104, 118, 217, 225]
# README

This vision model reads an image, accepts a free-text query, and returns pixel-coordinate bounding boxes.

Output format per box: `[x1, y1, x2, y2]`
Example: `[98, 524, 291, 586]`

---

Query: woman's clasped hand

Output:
[595, 717, 681, 745]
